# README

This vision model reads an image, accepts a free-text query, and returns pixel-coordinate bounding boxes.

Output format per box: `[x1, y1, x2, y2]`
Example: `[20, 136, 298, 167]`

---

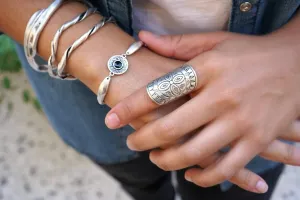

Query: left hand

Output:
[105, 30, 300, 187]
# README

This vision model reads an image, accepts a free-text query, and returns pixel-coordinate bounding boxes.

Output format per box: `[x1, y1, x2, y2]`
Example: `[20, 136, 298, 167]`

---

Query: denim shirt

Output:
[89, 0, 300, 35]
[2, 0, 300, 192]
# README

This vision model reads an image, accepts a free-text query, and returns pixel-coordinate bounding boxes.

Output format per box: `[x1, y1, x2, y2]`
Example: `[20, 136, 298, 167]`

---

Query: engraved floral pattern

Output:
[147, 65, 198, 105]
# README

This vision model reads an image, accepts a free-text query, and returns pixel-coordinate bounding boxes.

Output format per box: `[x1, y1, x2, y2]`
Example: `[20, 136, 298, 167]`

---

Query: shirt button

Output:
[240, 2, 252, 12]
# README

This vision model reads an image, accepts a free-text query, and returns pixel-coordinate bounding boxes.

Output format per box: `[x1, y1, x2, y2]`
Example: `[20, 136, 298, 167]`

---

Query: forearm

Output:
[0, 0, 181, 106]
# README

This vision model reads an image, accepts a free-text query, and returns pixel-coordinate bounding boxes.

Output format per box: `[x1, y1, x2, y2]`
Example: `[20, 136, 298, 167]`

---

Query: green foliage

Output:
[22, 89, 31, 103]
[2, 76, 11, 89]
[33, 98, 42, 112]
[0, 35, 22, 73]
[0, 35, 43, 113]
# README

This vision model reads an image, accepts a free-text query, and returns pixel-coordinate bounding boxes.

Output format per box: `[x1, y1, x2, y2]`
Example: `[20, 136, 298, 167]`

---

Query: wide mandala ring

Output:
[146, 64, 198, 105]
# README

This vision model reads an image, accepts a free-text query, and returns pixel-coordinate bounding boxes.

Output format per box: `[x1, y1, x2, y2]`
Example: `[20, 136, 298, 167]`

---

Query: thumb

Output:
[139, 30, 231, 61]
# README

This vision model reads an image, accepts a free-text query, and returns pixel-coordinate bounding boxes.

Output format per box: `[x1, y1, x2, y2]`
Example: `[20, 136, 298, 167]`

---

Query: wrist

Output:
[87, 44, 183, 107]
[268, 11, 300, 53]
[28, 1, 183, 107]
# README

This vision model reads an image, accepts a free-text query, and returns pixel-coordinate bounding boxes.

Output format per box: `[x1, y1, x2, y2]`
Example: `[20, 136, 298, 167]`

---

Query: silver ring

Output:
[146, 64, 198, 105]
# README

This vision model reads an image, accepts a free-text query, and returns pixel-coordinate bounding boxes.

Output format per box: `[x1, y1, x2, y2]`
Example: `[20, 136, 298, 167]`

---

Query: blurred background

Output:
[0, 35, 299, 200]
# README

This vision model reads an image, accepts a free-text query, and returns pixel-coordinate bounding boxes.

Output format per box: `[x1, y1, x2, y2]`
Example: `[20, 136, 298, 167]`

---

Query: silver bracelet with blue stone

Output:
[97, 41, 144, 105]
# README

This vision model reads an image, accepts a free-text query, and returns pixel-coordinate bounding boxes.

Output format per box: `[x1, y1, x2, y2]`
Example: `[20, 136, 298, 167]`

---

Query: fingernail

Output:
[126, 139, 137, 151]
[105, 113, 120, 129]
[185, 173, 192, 182]
[256, 181, 268, 193]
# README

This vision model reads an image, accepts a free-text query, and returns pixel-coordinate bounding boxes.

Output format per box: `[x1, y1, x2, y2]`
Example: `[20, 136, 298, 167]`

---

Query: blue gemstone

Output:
[113, 61, 123, 69]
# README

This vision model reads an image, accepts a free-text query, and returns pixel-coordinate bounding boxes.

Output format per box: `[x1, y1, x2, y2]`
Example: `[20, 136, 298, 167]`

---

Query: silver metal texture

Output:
[48, 7, 98, 80]
[24, 0, 64, 72]
[125, 41, 144, 56]
[97, 76, 111, 105]
[146, 64, 198, 105]
[97, 41, 144, 105]
[24, 9, 45, 68]
[24, 0, 94, 74]
[57, 17, 115, 78]
[107, 55, 129, 75]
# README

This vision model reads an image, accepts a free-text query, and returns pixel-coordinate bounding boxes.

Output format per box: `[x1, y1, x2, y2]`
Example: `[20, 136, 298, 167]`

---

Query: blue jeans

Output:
[15, 43, 139, 165]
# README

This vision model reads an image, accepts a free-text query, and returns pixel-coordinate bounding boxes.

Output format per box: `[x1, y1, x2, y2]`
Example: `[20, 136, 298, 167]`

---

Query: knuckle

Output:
[196, 168, 235, 188]
[251, 133, 270, 147]
[218, 167, 235, 182]
[182, 146, 203, 165]
[120, 100, 133, 119]
[155, 120, 177, 141]
[243, 170, 252, 186]
[169, 34, 184, 57]
[203, 51, 223, 76]
[234, 115, 256, 133]
[217, 88, 241, 109]
[284, 145, 296, 163]
[242, 170, 257, 188]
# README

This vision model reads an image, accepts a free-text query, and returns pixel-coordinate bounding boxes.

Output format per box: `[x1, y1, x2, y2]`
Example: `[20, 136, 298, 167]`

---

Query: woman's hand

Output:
[0, 0, 288, 194]
[106, 29, 300, 189]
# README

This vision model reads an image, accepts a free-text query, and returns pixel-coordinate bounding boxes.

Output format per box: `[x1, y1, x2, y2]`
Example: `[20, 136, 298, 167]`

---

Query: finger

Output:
[149, 119, 240, 170]
[140, 96, 190, 123]
[280, 120, 300, 141]
[105, 55, 211, 129]
[105, 85, 192, 129]
[260, 140, 300, 166]
[129, 118, 147, 130]
[187, 137, 266, 188]
[139, 30, 232, 60]
[126, 87, 230, 151]
[185, 167, 268, 194]
[195, 152, 268, 194]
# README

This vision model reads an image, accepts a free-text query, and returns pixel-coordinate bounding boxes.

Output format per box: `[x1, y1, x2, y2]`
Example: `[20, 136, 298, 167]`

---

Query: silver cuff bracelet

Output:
[24, 0, 93, 74]
[24, 0, 65, 72]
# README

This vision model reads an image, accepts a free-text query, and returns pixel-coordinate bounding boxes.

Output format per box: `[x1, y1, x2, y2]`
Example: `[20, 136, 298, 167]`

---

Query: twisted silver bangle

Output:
[57, 17, 115, 79]
[48, 7, 98, 80]
[24, 0, 65, 72]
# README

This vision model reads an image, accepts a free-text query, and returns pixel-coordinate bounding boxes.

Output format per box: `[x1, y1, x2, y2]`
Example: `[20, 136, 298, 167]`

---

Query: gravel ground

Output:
[0, 72, 299, 200]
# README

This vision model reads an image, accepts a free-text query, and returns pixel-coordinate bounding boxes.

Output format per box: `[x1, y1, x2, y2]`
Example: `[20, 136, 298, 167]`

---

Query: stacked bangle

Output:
[57, 16, 115, 79]
[24, 0, 93, 74]
[48, 7, 98, 80]
[24, 0, 143, 106]
[97, 41, 144, 105]
[24, 0, 65, 72]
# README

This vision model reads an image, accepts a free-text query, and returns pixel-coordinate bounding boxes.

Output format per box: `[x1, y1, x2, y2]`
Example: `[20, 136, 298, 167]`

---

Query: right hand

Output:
[67, 28, 272, 193]
[103, 31, 300, 193]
